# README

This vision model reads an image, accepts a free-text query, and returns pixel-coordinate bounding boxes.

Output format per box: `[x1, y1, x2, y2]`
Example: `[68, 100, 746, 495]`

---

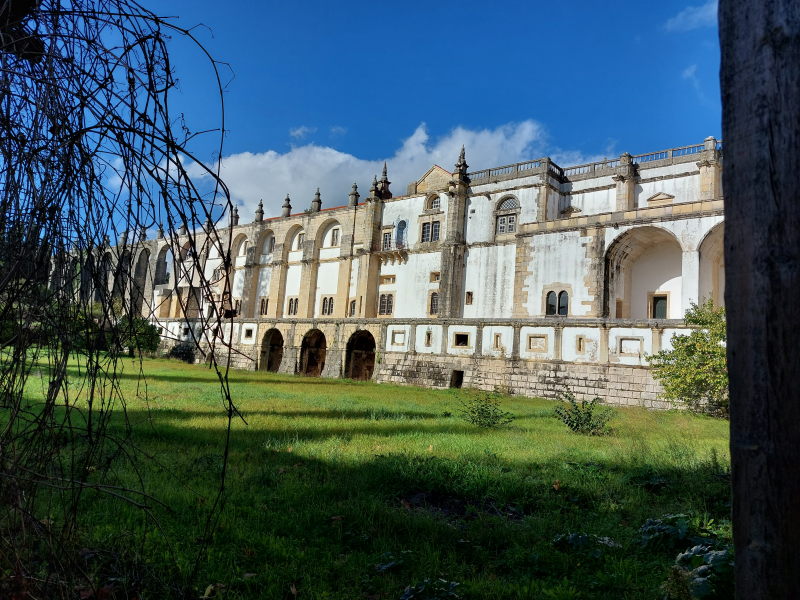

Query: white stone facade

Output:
[91, 138, 725, 407]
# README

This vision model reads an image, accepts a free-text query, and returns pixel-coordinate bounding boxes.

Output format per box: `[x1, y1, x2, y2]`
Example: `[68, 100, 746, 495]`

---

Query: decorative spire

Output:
[231, 205, 239, 226]
[157, 224, 164, 239]
[348, 182, 360, 207]
[119, 229, 128, 245]
[455, 145, 468, 174]
[281, 194, 292, 217]
[178, 224, 187, 235]
[369, 175, 378, 200]
[311, 187, 322, 213]
[205, 215, 213, 230]
[140, 229, 147, 242]
[376, 162, 392, 199]
[255, 199, 264, 222]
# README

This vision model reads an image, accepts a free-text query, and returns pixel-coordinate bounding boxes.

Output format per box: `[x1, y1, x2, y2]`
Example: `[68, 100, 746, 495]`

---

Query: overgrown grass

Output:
[23, 357, 731, 599]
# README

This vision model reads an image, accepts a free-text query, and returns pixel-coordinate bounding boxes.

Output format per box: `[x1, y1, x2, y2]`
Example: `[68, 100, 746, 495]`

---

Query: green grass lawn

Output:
[31, 357, 731, 599]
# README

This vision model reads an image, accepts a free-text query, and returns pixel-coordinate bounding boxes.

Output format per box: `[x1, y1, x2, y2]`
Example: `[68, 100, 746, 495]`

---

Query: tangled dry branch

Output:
[0, 1, 237, 597]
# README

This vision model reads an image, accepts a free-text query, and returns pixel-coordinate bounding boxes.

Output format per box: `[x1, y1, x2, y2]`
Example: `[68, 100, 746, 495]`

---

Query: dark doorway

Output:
[344, 330, 376, 380]
[300, 329, 327, 376]
[260, 328, 284, 372]
[449, 370, 464, 389]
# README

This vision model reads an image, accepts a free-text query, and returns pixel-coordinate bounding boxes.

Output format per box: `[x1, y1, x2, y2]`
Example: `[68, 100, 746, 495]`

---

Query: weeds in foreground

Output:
[458, 392, 515, 428]
[554, 389, 614, 435]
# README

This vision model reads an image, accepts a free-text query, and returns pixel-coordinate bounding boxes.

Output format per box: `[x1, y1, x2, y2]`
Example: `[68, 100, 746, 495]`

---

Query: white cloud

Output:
[329, 125, 347, 137]
[288, 125, 316, 140]
[187, 120, 606, 221]
[664, 1, 718, 32]
[682, 63, 708, 103]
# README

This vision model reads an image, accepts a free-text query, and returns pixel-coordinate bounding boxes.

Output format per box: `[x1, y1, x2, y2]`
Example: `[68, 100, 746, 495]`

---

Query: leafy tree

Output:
[648, 301, 728, 417]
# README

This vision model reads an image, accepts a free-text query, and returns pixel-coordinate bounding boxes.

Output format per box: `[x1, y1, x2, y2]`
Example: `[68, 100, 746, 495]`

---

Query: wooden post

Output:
[720, 2, 800, 597]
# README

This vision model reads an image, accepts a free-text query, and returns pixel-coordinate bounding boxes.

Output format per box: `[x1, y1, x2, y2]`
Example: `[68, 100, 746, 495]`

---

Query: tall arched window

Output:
[430, 292, 439, 315]
[495, 196, 520, 235]
[558, 291, 569, 316]
[396, 220, 407, 248]
[322, 297, 329, 315]
[546, 291, 557, 315]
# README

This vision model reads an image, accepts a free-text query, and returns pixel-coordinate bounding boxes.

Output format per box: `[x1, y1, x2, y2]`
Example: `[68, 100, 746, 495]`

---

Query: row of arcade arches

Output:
[258, 328, 376, 380]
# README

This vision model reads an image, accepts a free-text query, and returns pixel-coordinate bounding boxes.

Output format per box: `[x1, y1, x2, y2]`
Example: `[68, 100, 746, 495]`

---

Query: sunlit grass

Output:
[31, 356, 730, 599]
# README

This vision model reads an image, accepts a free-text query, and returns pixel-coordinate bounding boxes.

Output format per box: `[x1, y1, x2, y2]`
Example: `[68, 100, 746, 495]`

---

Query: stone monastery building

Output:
[132, 137, 724, 407]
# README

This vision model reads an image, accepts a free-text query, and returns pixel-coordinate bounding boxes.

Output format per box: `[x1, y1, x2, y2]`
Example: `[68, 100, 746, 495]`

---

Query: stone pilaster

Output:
[613, 153, 637, 211]
[437, 150, 469, 318]
[697, 136, 722, 201]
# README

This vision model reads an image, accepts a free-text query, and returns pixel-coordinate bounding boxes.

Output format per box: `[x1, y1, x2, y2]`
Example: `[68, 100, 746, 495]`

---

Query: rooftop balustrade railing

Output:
[465, 140, 721, 183]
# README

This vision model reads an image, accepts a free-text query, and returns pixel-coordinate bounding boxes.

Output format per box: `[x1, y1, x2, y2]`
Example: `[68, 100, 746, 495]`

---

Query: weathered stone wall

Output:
[376, 352, 668, 409]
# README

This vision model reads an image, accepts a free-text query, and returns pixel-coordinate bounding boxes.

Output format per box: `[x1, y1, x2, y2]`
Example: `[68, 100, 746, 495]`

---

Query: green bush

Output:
[648, 301, 728, 417]
[554, 390, 613, 435]
[661, 544, 734, 600]
[168, 342, 196, 363]
[458, 392, 515, 429]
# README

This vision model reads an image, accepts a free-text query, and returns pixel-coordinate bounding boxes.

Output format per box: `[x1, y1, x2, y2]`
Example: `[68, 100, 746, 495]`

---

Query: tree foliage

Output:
[648, 301, 729, 417]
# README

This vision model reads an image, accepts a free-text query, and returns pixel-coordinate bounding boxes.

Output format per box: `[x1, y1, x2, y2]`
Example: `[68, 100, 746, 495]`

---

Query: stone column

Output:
[681, 250, 700, 315]
[268, 259, 288, 318]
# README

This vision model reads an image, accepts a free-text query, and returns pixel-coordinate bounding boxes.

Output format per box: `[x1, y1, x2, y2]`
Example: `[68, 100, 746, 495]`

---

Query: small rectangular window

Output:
[331, 228, 340, 247]
[576, 336, 585, 353]
[349, 299, 357, 317]
[391, 330, 406, 345]
[465, 291, 473, 305]
[380, 275, 396, 285]
[493, 333, 502, 349]
[453, 333, 469, 347]
[382, 231, 391, 250]
[429, 292, 439, 315]
[431, 221, 440, 241]
[527, 334, 547, 352]
[651, 294, 668, 319]
[430, 271, 440, 282]
[183, 327, 190, 336]
[424, 330, 433, 347]
[244, 328, 253, 339]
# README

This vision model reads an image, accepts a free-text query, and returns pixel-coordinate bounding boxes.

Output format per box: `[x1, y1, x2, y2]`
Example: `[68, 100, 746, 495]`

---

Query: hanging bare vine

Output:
[0, 1, 237, 597]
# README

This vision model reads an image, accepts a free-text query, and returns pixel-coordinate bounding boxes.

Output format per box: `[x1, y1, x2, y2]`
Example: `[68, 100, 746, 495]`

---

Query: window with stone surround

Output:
[330, 228, 340, 247]
[429, 271, 440, 282]
[378, 293, 394, 315]
[321, 296, 335, 316]
[545, 290, 569, 316]
[424, 330, 433, 347]
[465, 291, 473, 305]
[453, 333, 470, 347]
[349, 299, 357, 317]
[495, 196, 519, 236]
[429, 291, 439, 315]
[421, 221, 441, 243]
[426, 194, 441, 211]
[259, 298, 269, 315]
[286, 297, 298, 316]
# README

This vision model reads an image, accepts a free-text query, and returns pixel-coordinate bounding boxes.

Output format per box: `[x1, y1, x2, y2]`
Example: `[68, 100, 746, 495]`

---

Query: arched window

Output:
[396, 220, 407, 248]
[546, 291, 557, 315]
[495, 196, 520, 235]
[558, 291, 569, 316]
[427, 195, 441, 211]
[430, 292, 439, 315]
[322, 297, 329, 315]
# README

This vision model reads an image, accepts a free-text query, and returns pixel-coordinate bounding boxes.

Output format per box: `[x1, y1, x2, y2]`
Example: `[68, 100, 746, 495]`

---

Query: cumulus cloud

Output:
[288, 125, 316, 140]
[329, 125, 347, 137]
[187, 120, 606, 220]
[664, 1, 717, 32]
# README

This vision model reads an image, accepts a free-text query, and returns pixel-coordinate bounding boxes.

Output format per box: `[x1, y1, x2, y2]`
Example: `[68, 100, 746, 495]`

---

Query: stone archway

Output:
[299, 329, 326, 376]
[344, 330, 376, 380]
[260, 328, 284, 372]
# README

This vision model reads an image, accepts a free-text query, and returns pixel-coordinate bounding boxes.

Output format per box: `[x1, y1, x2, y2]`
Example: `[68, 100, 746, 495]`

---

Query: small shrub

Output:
[552, 532, 621, 560]
[553, 390, 613, 435]
[168, 341, 196, 363]
[458, 392, 514, 429]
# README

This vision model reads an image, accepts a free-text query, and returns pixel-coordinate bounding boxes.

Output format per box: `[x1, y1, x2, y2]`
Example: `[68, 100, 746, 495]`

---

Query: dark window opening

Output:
[546, 291, 557, 315]
[429, 292, 439, 315]
[558, 291, 569, 316]
[454, 333, 469, 347]
[652, 294, 668, 319]
[465, 291, 473, 305]
[449, 370, 464, 389]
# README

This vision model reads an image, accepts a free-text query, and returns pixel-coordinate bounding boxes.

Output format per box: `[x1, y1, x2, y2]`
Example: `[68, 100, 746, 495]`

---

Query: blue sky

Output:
[151, 0, 721, 217]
